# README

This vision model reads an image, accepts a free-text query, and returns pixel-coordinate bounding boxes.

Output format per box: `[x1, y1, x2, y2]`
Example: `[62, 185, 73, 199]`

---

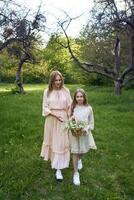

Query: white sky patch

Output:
[15, 0, 94, 39]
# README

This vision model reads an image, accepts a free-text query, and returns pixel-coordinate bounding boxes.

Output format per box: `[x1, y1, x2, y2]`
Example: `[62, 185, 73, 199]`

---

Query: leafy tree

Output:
[0, 0, 46, 93]
[60, 0, 134, 95]
[42, 34, 90, 84]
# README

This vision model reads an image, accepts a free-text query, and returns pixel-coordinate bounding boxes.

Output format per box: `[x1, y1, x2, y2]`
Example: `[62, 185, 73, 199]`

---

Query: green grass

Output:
[0, 83, 134, 200]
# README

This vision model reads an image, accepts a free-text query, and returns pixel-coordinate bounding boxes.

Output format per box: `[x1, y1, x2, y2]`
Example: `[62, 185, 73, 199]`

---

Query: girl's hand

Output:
[82, 128, 87, 134]
[83, 126, 89, 134]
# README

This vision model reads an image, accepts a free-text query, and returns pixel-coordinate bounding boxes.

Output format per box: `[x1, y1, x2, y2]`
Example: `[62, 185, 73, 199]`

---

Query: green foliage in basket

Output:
[65, 119, 88, 131]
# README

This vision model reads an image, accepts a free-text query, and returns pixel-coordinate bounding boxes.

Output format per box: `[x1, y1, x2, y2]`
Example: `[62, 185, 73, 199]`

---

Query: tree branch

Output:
[60, 22, 116, 80]
[114, 36, 121, 74]
[0, 38, 22, 51]
[123, 76, 134, 86]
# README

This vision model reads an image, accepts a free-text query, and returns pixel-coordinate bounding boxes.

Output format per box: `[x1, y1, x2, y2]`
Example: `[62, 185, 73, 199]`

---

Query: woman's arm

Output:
[66, 88, 72, 117]
[42, 89, 64, 122]
[42, 89, 52, 117]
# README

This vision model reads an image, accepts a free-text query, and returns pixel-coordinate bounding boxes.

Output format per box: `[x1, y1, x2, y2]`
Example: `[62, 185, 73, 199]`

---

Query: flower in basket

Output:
[65, 118, 88, 137]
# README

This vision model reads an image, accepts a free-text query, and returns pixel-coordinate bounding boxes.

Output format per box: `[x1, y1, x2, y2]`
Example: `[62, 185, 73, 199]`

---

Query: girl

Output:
[40, 71, 72, 181]
[69, 88, 97, 185]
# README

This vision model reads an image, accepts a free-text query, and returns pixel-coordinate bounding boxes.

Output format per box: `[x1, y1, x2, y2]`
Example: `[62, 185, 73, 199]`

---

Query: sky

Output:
[15, 0, 94, 38]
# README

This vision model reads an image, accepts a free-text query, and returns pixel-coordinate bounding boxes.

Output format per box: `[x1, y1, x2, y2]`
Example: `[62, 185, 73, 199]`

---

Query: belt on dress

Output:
[50, 108, 67, 111]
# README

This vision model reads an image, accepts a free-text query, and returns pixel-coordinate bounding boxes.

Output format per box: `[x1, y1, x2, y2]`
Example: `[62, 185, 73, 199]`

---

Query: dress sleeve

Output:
[83, 106, 94, 133]
[88, 107, 94, 130]
[42, 89, 52, 117]
[66, 88, 72, 117]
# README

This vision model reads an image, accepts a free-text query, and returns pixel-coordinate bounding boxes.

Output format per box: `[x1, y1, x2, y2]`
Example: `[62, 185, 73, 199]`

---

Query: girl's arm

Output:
[88, 107, 94, 130]
[83, 107, 94, 133]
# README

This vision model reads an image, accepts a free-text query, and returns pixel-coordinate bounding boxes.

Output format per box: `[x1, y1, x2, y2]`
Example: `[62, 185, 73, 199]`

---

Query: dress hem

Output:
[70, 146, 97, 154]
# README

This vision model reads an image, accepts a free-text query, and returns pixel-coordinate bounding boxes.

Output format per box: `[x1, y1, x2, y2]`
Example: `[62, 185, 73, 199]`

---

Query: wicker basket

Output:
[71, 128, 83, 137]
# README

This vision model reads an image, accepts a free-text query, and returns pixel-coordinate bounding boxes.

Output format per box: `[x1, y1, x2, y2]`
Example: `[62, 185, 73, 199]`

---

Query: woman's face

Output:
[76, 92, 84, 105]
[54, 75, 62, 89]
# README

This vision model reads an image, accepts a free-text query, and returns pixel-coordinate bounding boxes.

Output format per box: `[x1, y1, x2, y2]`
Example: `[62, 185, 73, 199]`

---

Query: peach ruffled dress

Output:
[40, 87, 72, 169]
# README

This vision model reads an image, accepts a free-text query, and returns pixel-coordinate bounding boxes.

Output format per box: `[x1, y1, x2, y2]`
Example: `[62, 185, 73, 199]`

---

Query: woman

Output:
[40, 71, 72, 181]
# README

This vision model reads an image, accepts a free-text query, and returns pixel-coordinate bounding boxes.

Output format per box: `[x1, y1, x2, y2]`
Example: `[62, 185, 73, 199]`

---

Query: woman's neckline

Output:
[53, 88, 62, 91]
[52, 87, 64, 91]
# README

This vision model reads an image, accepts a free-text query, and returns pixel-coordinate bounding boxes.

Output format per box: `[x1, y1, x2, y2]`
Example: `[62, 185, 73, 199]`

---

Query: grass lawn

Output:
[0, 83, 134, 200]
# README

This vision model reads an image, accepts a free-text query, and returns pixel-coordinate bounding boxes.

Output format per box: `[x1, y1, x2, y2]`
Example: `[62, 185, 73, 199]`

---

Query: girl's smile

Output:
[76, 92, 84, 105]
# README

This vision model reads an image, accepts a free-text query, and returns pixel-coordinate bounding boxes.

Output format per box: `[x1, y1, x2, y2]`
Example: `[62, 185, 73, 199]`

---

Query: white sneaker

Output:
[73, 172, 80, 186]
[78, 159, 83, 170]
[56, 170, 63, 181]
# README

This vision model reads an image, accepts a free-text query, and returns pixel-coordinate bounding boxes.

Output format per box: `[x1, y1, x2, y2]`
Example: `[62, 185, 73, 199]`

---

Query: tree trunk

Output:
[15, 55, 27, 94]
[114, 80, 122, 96]
[131, 34, 134, 70]
[114, 37, 120, 75]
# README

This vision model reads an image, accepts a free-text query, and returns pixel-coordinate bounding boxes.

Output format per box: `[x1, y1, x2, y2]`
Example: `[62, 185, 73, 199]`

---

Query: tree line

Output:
[0, 0, 134, 95]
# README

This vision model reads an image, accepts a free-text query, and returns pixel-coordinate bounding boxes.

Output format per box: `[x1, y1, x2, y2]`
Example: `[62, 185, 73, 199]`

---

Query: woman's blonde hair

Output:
[47, 71, 64, 95]
[71, 88, 88, 116]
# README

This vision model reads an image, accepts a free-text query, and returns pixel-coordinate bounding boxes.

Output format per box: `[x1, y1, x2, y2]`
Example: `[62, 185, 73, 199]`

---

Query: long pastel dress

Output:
[69, 105, 97, 154]
[40, 87, 72, 169]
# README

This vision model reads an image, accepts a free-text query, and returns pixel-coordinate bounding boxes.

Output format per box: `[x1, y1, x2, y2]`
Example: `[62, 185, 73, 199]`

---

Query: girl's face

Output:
[54, 75, 62, 89]
[76, 92, 84, 105]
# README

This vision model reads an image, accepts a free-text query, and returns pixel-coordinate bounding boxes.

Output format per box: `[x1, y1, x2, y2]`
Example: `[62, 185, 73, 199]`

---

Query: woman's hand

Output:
[54, 114, 64, 122]
[50, 112, 64, 122]
[70, 116, 75, 121]
[57, 116, 64, 122]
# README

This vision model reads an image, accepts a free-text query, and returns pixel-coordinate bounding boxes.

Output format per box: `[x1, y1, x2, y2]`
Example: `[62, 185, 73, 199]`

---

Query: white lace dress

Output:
[69, 105, 97, 154]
